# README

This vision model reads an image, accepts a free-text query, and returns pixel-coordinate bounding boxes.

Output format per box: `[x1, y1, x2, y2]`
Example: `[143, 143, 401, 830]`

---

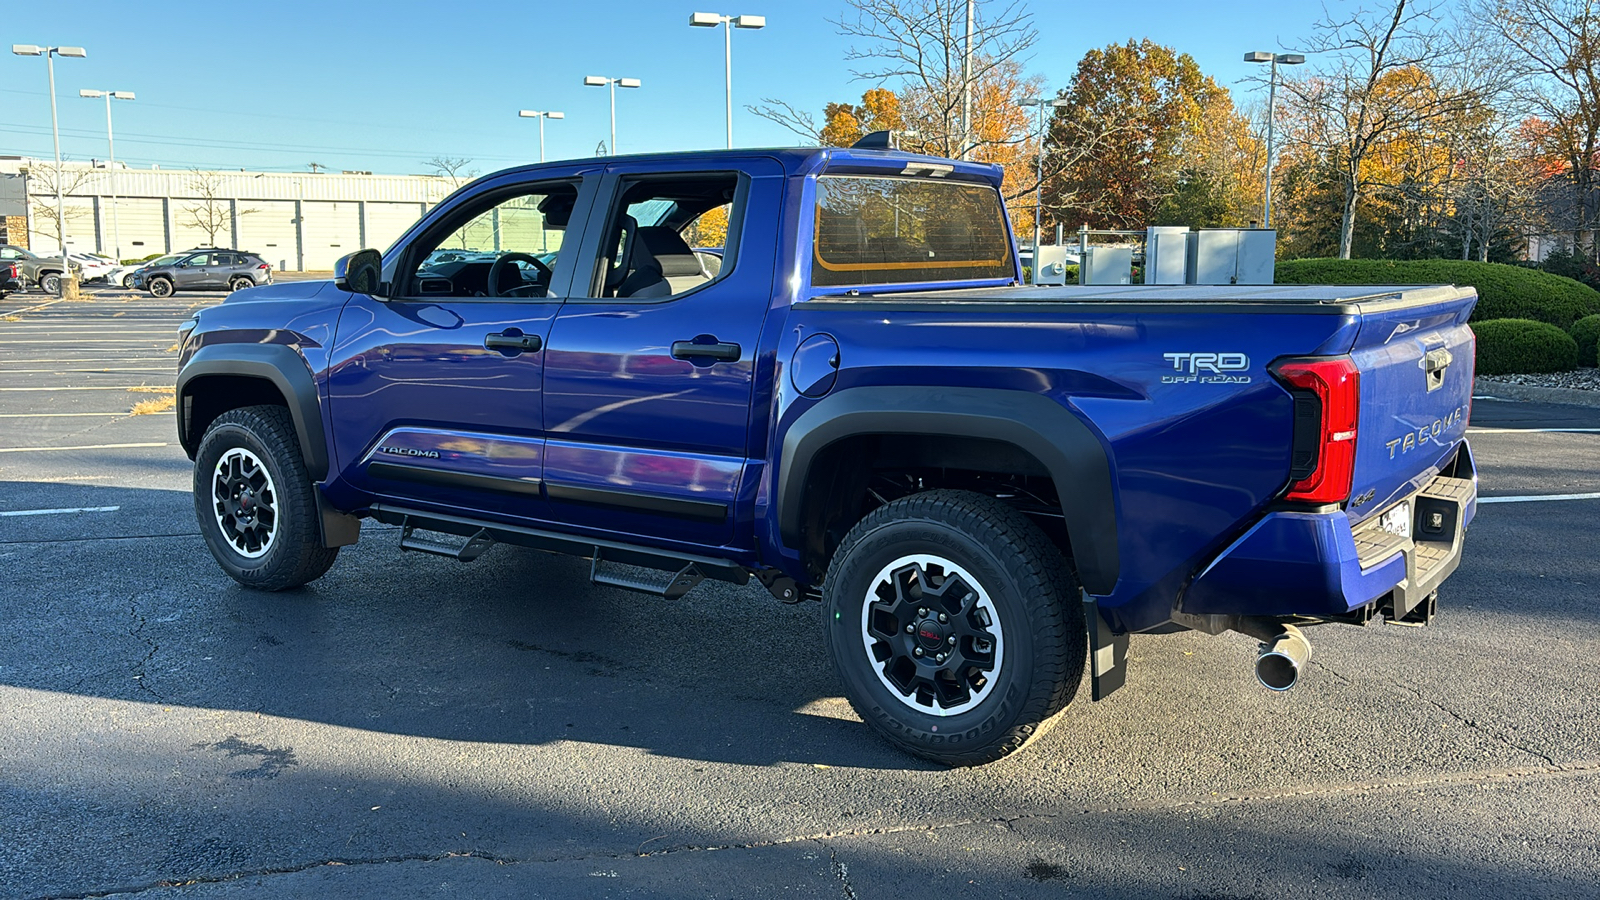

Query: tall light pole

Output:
[518, 109, 565, 162]
[1244, 51, 1305, 229]
[80, 88, 135, 261]
[689, 12, 766, 149]
[583, 75, 641, 155]
[960, 0, 973, 160]
[12, 44, 86, 294]
[1019, 96, 1068, 262]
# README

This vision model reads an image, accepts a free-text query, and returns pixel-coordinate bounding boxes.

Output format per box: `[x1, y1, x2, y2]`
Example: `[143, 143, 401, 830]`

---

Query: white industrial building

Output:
[0, 157, 459, 271]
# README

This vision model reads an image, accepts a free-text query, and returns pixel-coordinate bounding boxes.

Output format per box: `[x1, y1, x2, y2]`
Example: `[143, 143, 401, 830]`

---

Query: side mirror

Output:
[334, 248, 384, 295]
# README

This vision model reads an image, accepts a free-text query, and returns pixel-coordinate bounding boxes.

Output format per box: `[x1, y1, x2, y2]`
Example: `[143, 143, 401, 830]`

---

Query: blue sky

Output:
[4, 0, 1320, 176]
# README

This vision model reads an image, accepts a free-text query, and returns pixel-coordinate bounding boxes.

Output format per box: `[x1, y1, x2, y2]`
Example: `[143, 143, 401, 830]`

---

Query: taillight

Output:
[1271, 356, 1360, 504]
[257, 264, 270, 270]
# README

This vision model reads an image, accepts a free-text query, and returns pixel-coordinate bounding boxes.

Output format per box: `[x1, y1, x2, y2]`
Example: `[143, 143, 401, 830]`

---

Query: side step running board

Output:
[591, 551, 704, 600]
[370, 504, 750, 598]
[399, 523, 495, 562]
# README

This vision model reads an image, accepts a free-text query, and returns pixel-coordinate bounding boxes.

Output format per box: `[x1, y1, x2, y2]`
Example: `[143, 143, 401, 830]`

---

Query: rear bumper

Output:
[1182, 442, 1476, 619]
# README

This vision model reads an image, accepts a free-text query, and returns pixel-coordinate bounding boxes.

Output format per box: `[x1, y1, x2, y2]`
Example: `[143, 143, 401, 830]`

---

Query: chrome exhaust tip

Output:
[1255, 626, 1311, 691]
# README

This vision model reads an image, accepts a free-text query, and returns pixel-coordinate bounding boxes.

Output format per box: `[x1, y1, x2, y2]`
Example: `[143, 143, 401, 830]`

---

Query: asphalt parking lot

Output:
[1, 285, 1596, 899]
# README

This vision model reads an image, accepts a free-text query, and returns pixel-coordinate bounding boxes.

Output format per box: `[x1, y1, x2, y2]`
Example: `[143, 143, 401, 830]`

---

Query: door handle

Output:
[484, 331, 542, 352]
[671, 340, 741, 362]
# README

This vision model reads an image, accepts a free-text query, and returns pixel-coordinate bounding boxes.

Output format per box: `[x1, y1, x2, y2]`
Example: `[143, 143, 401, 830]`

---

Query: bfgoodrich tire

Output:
[822, 490, 1086, 766]
[194, 405, 338, 590]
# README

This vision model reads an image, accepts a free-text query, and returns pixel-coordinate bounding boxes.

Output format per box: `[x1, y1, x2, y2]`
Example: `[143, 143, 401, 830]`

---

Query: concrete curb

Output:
[1473, 380, 1600, 408]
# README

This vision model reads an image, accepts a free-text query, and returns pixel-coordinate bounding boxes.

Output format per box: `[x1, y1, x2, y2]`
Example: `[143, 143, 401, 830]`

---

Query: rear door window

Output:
[811, 175, 1014, 288]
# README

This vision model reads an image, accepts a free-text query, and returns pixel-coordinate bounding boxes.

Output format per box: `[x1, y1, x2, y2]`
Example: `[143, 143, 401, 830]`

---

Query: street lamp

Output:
[518, 109, 565, 163]
[689, 12, 766, 149]
[80, 89, 135, 262]
[12, 44, 87, 295]
[1244, 51, 1305, 229]
[1019, 96, 1069, 266]
[583, 75, 641, 155]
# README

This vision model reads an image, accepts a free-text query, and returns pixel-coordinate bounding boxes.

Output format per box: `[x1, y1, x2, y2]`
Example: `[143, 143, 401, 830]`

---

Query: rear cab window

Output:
[809, 174, 1016, 292]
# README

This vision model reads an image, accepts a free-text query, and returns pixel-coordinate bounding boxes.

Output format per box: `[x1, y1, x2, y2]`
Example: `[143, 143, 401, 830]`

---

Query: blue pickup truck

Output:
[176, 144, 1478, 765]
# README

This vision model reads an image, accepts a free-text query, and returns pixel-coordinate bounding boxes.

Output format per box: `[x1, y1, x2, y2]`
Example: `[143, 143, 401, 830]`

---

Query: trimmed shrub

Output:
[1276, 258, 1600, 328]
[1570, 314, 1600, 368]
[1472, 319, 1579, 375]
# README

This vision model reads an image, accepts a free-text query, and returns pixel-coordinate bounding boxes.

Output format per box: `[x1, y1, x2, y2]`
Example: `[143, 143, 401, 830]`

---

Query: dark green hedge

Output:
[1276, 259, 1600, 328]
[1472, 319, 1579, 375]
[1570, 314, 1600, 368]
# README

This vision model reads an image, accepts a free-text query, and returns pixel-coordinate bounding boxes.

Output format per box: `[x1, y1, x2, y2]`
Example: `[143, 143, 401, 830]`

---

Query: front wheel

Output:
[149, 277, 173, 298]
[194, 405, 338, 590]
[40, 273, 61, 295]
[122, 274, 135, 289]
[822, 490, 1086, 766]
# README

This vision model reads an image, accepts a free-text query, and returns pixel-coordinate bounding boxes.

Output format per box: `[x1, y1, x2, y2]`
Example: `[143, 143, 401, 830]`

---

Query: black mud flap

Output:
[1084, 592, 1129, 701]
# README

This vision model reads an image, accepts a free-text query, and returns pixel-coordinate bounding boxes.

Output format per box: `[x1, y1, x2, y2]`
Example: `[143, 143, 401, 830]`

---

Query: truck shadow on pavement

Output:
[0, 480, 933, 772]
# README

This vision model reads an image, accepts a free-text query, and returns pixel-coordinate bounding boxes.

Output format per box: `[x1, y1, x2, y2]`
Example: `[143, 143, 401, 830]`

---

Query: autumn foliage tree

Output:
[1276, 1, 1490, 259]
[1043, 39, 1260, 230]
[752, 0, 1044, 234]
[1478, 0, 1600, 258]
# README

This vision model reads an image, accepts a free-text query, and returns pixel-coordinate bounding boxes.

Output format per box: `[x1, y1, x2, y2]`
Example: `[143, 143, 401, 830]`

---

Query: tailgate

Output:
[1345, 286, 1477, 524]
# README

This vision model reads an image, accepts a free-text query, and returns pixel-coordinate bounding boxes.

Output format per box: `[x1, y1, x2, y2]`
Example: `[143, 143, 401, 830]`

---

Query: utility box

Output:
[1145, 226, 1189, 285]
[1081, 245, 1133, 285]
[1187, 229, 1276, 285]
[1032, 245, 1072, 285]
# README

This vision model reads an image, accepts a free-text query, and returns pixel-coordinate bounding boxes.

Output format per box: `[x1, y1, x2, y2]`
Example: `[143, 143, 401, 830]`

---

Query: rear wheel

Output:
[194, 405, 338, 590]
[822, 489, 1086, 766]
[229, 276, 253, 292]
[149, 277, 173, 298]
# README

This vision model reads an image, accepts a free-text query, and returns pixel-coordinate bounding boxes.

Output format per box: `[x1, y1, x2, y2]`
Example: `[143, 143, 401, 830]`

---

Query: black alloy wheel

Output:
[194, 405, 339, 590]
[822, 489, 1086, 766]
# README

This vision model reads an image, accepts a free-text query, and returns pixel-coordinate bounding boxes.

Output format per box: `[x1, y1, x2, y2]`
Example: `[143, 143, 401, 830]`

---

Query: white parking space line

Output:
[0, 353, 172, 360]
[1468, 427, 1600, 434]
[0, 506, 120, 517]
[0, 298, 65, 317]
[0, 442, 169, 453]
[0, 386, 171, 392]
[1479, 492, 1600, 504]
[0, 369, 175, 375]
[0, 412, 128, 418]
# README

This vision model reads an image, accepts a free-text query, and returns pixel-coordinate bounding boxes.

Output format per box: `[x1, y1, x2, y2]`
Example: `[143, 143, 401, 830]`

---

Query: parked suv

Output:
[133, 249, 272, 297]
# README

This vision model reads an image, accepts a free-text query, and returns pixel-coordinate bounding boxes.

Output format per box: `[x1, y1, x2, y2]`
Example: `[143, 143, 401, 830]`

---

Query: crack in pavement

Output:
[1322, 659, 1561, 767]
[35, 760, 1600, 899]
[1390, 679, 1560, 767]
[825, 841, 859, 899]
[126, 597, 164, 704]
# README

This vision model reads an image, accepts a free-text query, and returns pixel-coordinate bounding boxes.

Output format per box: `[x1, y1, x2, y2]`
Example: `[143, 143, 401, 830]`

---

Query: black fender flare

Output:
[176, 342, 329, 482]
[776, 387, 1120, 595]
